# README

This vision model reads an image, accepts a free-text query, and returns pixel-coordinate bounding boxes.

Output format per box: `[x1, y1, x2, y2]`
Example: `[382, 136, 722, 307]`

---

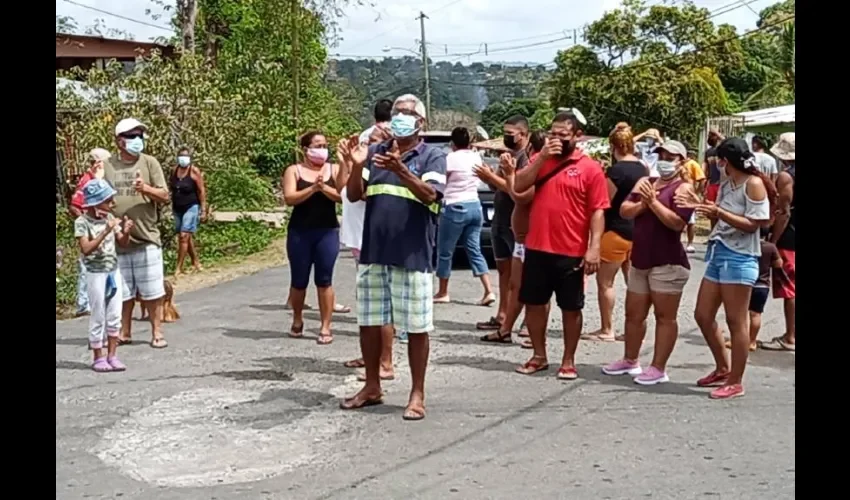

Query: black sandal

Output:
[476, 316, 502, 330]
[480, 331, 512, 344]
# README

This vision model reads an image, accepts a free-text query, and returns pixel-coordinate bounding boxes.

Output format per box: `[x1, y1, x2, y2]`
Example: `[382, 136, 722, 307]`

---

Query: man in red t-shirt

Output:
[512, 110, 610, 380]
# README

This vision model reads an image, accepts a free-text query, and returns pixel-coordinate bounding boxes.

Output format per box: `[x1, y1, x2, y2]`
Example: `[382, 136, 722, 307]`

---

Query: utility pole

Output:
[417, 11, 432, 123]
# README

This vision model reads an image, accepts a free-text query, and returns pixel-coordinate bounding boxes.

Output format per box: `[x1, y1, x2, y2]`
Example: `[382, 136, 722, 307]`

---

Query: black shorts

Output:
[749, 286, 770, 314]
[491, 224, 515, 261]
[519, 249, 585, 311]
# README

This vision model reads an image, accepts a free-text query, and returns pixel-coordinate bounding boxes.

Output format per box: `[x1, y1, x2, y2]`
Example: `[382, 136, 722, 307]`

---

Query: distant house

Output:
[56, 33, 175, 75]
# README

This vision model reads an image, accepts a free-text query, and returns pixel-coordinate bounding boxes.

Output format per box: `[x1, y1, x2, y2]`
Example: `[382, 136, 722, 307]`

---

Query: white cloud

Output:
[56, 0, 771, 64]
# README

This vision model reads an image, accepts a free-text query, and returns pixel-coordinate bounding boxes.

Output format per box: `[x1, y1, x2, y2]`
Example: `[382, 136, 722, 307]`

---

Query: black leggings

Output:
[286, 227, 340, 289]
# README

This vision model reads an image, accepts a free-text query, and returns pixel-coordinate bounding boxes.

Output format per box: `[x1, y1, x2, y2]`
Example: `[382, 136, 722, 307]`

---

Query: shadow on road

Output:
[433, 355, 517, 373]
[212, 369, 294, 382]
[259, 355, 354, 377]
[56, 360, 91, 371]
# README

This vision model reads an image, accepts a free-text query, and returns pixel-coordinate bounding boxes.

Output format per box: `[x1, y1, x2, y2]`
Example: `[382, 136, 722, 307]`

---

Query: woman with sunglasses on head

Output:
[676, 138, 775, 399]
[601, 142, 696, 385]
[282, 130, 344, 345]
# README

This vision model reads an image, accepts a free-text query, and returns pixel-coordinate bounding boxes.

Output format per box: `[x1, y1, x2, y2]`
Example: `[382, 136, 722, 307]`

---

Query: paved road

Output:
[56, 244, 795, 500]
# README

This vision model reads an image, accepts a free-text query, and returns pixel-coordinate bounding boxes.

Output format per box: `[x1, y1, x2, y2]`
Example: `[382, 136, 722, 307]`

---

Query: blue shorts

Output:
[174, 204, 200, 233]
[703, 241, 758, 286]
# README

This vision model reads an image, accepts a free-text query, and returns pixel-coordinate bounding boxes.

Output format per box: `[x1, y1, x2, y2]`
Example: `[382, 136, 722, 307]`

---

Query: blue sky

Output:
[56, 0, 773, 64]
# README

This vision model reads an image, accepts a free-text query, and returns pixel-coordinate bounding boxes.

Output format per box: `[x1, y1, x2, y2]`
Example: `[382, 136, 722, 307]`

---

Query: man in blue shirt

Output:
[341, 94, 447, 421]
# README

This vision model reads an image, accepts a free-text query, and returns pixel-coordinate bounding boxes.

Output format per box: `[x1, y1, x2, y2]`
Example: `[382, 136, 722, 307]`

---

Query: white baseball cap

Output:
[115, 118, 147, 136]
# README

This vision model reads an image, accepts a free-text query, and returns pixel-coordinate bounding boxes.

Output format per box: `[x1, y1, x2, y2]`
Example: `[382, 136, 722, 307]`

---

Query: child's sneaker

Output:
[634, 366, 669, 385]
[92, 358, 113, 372]
[107, 357, 126, 371]
[602, 359, 642, 376]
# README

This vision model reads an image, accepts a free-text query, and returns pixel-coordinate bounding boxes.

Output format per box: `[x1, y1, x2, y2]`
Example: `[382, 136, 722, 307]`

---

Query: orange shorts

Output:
[599, 231, 632, 264]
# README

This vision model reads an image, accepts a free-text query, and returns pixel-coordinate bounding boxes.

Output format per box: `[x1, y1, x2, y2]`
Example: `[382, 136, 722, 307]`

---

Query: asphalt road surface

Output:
[56, 243, 795, 500]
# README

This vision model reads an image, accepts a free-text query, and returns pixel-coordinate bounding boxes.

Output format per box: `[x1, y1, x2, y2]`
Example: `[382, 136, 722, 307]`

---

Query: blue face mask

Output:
[177, 155, 191, 167]
[125, 137, 145, 156]
[390, 113, 419, 138]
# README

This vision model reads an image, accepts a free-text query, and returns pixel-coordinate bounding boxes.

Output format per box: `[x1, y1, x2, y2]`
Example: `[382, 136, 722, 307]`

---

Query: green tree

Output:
[479, 98, 551, 138]
[548, 0, 739, 143]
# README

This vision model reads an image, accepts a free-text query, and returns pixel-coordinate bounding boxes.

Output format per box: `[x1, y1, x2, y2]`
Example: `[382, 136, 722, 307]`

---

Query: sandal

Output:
[478, 292, 496, 307]
[557, 367, 579, 380]
[107, 357, 127, 371]
[758, 336, 795, 352]
[724, 339, 758, 352]
[476, 317, 502, 330]
[402, 405, 426, 421]
[581, 331, 616, 342]
[480, 330, 511, 344]
[289, 323, 304, 338]
[433, 295, 451, 304]
[339, 394, 384, 410]
[92, 358, 113, 373]
[316, 333, 334, 345]
[118, 337, 133, 346]
[520, 338, 534, 349]
[343, 358, 366, 368]
[518, 322, 529, 338]
[357, 371, 395, 381]
[333, 303, 351, 314]
[150, 337, 168, 349]
[516, 356, 549, 375]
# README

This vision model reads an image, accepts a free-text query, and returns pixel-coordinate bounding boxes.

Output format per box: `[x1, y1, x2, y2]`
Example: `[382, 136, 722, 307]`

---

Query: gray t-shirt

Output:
[753, 152, 777, 176]
[708, 176, 770, 256]
[492, 149, 528, 227]
[74, 214, 120, 273]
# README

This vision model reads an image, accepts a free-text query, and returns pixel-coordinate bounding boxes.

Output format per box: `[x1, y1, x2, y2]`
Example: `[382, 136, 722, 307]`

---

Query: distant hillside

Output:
[326, 57, 550, 126]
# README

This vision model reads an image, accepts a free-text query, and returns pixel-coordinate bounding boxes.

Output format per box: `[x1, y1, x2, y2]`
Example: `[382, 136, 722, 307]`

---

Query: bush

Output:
[55, 208, 283, 310]
[205, 166, 277, 212]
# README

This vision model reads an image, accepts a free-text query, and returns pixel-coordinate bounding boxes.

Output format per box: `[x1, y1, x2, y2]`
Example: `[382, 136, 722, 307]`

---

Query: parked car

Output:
[421, 131, 495, 265]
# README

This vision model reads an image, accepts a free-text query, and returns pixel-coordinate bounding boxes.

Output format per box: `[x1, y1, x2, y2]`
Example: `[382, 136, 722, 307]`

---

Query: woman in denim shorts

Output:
[170, 146, 207, 274]
[676, 138, 775, 400]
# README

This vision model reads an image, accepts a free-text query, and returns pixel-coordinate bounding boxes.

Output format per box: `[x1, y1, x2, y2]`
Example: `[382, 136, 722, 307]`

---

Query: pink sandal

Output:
[92, 358, 113, 373]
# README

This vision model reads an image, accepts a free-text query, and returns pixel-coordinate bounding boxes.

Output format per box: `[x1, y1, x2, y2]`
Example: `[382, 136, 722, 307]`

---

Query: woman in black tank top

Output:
[281, 131, 345, 344]
[170, 146, 207, 274]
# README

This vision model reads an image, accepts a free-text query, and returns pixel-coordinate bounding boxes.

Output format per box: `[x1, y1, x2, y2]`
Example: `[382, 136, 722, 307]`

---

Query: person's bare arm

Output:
[514, 149, 547, 193]
[619, 177, 650, 219]
[78, 220, 117, 255]
[318, 164, 342, 202]
[346, 141, 368, 202]
[506, 173, 535, 203]
[191, 166, 208, 216]
[395, 165, 438, 204]
[770, 171, 793, 244]
[648, 184, 691, 232]
[282, 166, 317, 205]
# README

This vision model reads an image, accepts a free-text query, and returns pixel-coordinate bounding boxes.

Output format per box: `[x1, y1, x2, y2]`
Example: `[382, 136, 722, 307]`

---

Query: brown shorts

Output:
[628, 265, 690, 295]
[600, 231, 632, 264]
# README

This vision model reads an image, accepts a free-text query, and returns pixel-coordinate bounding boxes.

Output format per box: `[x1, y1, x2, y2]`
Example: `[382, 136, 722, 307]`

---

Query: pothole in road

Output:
[94, 387, 361, 487]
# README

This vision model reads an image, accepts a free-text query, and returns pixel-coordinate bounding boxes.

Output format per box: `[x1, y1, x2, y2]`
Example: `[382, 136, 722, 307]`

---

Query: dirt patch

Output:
[170, 237, 287, 295]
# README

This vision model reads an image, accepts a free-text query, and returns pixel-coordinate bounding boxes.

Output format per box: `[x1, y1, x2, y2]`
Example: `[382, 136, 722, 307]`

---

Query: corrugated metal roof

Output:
[56, 77, 136, 104]
[734, 104, 795, 128]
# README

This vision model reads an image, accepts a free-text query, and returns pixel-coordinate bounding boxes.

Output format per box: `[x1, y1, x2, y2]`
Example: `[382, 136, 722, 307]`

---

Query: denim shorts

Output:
[174, 204, 200, 233]
[703, 241, 758, 286]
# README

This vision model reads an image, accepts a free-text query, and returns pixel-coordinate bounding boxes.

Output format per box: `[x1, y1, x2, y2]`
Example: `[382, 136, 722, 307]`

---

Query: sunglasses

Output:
[120, 133, 144, 140]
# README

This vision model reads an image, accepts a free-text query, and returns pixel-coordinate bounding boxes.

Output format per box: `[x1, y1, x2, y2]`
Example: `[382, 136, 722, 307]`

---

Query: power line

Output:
[61, 0, 174, 33]
[342, 0, 464, 51]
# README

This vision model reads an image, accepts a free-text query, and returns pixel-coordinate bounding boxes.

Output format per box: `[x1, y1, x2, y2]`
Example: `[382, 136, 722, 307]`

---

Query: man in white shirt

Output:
[752, 135, 778, 182]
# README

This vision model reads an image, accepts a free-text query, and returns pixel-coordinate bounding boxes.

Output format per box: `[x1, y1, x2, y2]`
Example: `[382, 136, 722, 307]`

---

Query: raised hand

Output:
[122, 215, 134, 232]
[472, 163, 495, 182]
[674, 187, 702, 208]
[542, 137, 562, 158]
[499, 153, 516, 176]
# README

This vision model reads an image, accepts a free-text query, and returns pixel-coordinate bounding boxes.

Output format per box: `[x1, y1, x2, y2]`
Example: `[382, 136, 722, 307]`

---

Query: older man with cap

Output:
[69, 148, 113, 316]
[763, 132, 796, 352]
[104, 118, 171, 349]
[341, 93, 446, 421]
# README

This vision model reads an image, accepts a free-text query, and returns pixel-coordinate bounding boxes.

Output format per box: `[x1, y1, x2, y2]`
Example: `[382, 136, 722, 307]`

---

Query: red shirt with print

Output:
[70, 171, 96, 210]
[525, 150, 610, 257]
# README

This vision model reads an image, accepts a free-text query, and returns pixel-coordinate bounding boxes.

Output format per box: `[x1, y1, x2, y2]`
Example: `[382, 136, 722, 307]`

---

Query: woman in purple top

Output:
[601, 158, 696, 385]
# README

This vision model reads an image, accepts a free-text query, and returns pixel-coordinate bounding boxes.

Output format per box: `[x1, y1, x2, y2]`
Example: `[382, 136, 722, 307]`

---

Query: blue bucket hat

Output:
[82, 179, 117, 208]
